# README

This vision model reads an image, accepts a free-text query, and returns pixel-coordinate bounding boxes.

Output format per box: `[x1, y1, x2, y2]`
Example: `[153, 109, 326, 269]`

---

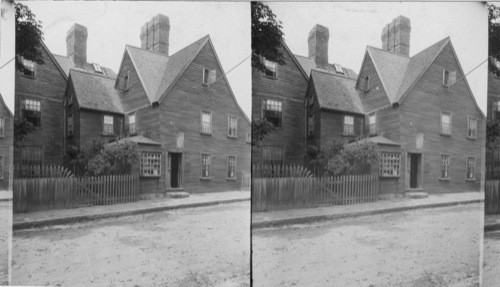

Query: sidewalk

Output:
[0, 190, 12, 202]
[14, 190, 249, 230]
[253, 191, 484, 229]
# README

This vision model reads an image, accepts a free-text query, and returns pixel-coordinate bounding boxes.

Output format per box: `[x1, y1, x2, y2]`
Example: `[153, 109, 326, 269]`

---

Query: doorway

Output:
[408, 153, 422, 189]
[169, 152, 182, 188]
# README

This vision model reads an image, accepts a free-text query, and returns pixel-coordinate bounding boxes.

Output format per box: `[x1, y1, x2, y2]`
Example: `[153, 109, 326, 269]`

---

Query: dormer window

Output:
[22, 59, 36, 78]
[203, 67, 216, 85]
[334, 64, 344, 74]
[443, 69, 456, 87]
[264, 59, 277, 78]
[93, 63, 103, 74]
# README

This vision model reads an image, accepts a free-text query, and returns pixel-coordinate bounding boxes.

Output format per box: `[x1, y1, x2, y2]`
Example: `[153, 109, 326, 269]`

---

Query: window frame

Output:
[200, 110, 212, 135]
[140, 151, 161, 177]
[21, 58, 36, 78]
[227, 115, 238, 138]
[368, 113, 377, 136]
[21, 98, 41, 127]
[363, 75, 371, 92]
[467, 116, 477, 140]
[343, 115, 355, 136]
[379, 152, 401, 177]
[227, 155, 237, 180]
[262, 99, 283, 128]
[262, 146, 284, 166]
[440, 111, 452, 136]
[440, 154, 451, 180]
[203, 67, 210, 85]
[102, 115, 114, 135]
[124, 72, 130, 91]
[128, 112, 137, 136]
[465, 156, 476, 181]
[200, 153, 212, 179]
[263, 58, 277, 79]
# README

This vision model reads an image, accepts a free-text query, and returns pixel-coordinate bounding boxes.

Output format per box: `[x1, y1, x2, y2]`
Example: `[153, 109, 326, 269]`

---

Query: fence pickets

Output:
[486, 180, 500, 215]
[13, 174, 140, 213]
[252, 174, 379, 212]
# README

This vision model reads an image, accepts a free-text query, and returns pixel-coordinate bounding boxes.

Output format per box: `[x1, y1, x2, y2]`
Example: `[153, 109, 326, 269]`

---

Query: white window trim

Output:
[227, 115, 238, 138]
[379, 152, 401, 177]
[440, 111, 452, 136]
[465, 156, 476, 181]
[200, 153, 212, 179]
[227, 155, 237, 180]
[467, 116, 477, 139]
[343, 115, 355, 136]
[103, 115, 114, 135]
[200, 110, 212, 135]
[368, 113, 377, 136]
[439, 154, 451, 180]
[140, 151, 161, 177]
[128, 112, 137, 135]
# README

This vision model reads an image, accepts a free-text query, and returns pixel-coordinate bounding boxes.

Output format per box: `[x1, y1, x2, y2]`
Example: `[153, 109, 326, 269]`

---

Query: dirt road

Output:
[12, 201, 250, 287]
[482, 230, 500, 286]
[253, 203, 482, 287]
[0, 201, 10, 286]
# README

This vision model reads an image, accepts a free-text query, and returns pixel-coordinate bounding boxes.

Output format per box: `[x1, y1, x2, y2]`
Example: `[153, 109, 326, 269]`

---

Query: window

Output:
[262, 146, 283, 166]
[21, 99, 41, 127]
[441, 155, 450, 179]
[92, 63, 103, 74]
[494, 99, 500, 120]
[123, 72, 130, 91]
[228, 116, 238, 137]
[0, 117, 5, 138]
[103, 115, 114, 135]
[246, 132, 251, 144]
[344, 115, 354, 135]
[369, 113, 376, 136]
[20, 146, 42, 167]
[68, 92, 73, 106]
[129, 113, 136, 135]
[140, 152, 161, 176]
[201, 153, 211, 178]
[201, 111, 212, 134]
[264, 59, 277, 78]
[466, 157, 475, 180]
[379, 152, 401, 177]
[361, 75, 370, 91]
[441, 112, 452, 135]
[443, 69, 457, 87]
[67, 114, 73, 137]
[334, 64, 344, 74]
[203, 68, 216, 85]
[22, 59, 36, 78]
[263, 99, 282, 128]
[227, 156, 236, 179]
[467, 117, 477, 139]
[308, 114, 314, 136]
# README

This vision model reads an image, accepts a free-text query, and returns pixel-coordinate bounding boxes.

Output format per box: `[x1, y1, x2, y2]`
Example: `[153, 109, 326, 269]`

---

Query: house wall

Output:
[252, 45, 309, 166]
[0, 105, 13, 190]
[486, 73, 500, 179]
[78, 110, 123, 148]
[155, 42, 251, 193]
[370, 105, 401, 143]
[399, 43, 484, 193]
[319, 111, 364, 147]
[15, 44, 67, 167]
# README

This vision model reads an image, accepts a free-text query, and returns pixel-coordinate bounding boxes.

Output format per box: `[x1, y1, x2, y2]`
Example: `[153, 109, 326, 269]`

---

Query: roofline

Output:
[79, 106, 124, 116]
[123, 46, 155, 105]
[311, 68, 357, 81]
[364, 46, 402, 105]
[281, 40, 310, 80]
[366, 45, 411, 59]
[397, 37, 450, 105]
[319, 106, 365, 116]
[69, 67, 116, 80]
[41, 41, 69, 81]
[0, 93, 13, 118]
[156, 35, 210, 104]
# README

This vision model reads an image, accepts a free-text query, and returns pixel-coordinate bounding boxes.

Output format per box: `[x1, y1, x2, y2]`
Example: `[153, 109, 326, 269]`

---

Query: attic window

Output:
[93, 63, 103, 74]
[334, 64, 344, 74]
[264, 59, 277, 78]
[443, 69, 456, 87]
[361, 75, 370, 92]
[122, 72, 130, 91]
[22, 59, 36, 78]
[203, 67, 216, 85]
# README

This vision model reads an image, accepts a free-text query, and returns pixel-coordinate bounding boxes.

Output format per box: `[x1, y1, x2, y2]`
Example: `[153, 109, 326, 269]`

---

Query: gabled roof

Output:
[124, 36, 209, 104]
[113, 135, 161, 146]
[364, 37, 450, 105]
[295, 54, 358, 80]
[53, 54, 117, 79]
[353, 135, 401, 147]
[310, 69, 363, 114]
[69, 69, 123, 114]
[0, 93, 13, 118]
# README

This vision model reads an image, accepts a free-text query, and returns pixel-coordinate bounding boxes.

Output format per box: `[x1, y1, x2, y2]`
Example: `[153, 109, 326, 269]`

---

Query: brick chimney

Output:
[308, 24, 329, 68]
[381, 16, 411, 57]
[140, 14, 170, 55]
[66, 24, 88, 68]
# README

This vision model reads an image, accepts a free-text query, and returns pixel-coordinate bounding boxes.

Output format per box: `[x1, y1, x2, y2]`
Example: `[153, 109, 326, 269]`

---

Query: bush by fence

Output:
[13, 174, 140, 213]
[252, 174, 379, 212]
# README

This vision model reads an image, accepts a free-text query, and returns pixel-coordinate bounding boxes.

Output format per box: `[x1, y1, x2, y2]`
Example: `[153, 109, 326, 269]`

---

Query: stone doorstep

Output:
[166, 191, 190, 199]
[405, 192, 429, 199]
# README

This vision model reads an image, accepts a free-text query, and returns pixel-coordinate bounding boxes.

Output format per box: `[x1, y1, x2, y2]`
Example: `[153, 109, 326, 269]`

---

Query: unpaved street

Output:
[253, 203, 482, 287]
[12, 201, 250, 287]
[482, 230, 500, 286]
[0, 201, 10, 286]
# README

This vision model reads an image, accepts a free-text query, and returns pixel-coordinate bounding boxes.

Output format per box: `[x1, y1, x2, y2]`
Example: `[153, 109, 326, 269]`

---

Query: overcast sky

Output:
[23, 1, 251, 118]
[267, 2, 488, 114]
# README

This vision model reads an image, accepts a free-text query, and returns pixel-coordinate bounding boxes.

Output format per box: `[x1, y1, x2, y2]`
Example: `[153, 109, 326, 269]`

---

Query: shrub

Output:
[325, 141, 378, 176]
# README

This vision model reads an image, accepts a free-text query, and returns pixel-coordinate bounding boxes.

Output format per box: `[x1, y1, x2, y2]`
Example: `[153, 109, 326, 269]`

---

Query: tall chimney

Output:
[66, 24, 88, 68]
[140, 14, 170, 55]
[381, 16, 411, 57]
[308, 24, 329, 68]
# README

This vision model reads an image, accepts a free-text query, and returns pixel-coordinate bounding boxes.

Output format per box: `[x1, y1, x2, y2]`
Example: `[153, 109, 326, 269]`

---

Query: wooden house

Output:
[0, 94, 13, 190]
[486, 71, 500, 179]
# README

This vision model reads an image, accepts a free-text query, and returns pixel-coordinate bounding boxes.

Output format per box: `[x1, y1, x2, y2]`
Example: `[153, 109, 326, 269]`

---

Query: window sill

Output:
[440, 133, 452, 137]
[199, 177, 213, 181]
[200, 132, 212, 136]
[439, 177, 450, 181]
[342, 133, 356, 137]
[102, 133, 116, 137]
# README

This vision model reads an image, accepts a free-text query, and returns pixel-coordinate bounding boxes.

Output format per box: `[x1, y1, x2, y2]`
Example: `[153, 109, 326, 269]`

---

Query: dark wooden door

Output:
[171, 153, 180, 188]
[410, 154, 421, 189]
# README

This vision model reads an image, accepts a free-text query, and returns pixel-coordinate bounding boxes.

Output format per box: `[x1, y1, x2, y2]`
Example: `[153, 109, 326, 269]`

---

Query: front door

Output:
[169, 153, 182, 188]
[409, 153, 421, 189]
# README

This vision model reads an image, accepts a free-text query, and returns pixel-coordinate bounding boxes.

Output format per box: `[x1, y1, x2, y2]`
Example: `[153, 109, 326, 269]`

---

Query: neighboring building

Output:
[255, 16, 485, 194]
[16, 15, 251, 193]
[0, 0, 15, 115]
[0, 93, 13, 191]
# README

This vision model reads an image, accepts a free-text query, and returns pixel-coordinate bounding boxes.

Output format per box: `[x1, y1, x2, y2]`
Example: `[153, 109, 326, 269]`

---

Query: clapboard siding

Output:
[358, 53, 391, 112]
[0, 102, 13, 190]
[320, 111, 364, 147]
[488, 73, 500, 120]
[117, 52, 150, 112]
[252, 44, 308, 166]
[78, 110, 124, 148]
[371, 105, 401, 143]
[399, 43, 484, 192]
[159, 41, 251, 192]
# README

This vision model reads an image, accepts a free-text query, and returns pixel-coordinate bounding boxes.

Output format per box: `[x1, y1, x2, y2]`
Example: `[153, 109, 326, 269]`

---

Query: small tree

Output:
[326, 141, 379, 176]
[307, 140, 344, 175]
[251, 118, 274, 147]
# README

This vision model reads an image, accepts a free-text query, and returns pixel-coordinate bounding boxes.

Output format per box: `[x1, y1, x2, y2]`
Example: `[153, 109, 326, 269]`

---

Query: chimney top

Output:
[66, 23, 88, 68]
[308, 24, 329, 68]
[140, 14, 170, 55]
[381, 15, 411, 57]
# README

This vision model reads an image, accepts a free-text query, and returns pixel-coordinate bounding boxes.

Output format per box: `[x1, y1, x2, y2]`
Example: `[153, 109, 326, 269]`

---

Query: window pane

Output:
[227, 156, 236, 178]
[140, 152, 161, 176]
[441, 155, 450, 178]
[201, 111, 211, 133]
[379, 152, 401, 176]
[201, 154, 211, 177]
[263, 99, 282, 128]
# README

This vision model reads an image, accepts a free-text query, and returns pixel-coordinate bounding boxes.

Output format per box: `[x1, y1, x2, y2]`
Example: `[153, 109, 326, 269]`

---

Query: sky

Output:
[0, 0, 15, 113]
[267, 2, 488, 114]
[23, 1, 251, 118]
